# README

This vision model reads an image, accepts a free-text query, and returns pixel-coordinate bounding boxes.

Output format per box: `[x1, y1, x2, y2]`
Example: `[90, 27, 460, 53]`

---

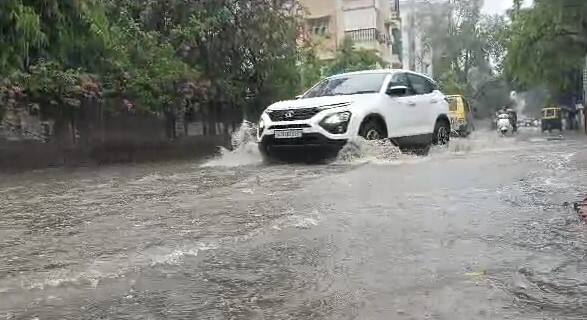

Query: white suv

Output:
[257, 69, 451, 159]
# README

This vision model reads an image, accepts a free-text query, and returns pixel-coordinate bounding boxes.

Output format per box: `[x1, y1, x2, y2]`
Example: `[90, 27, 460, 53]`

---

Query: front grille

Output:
[270, 135, 322, 146]
[268, 124, 311, 130]
[263, 133, 348, 147]
[268, 108, 320, 121]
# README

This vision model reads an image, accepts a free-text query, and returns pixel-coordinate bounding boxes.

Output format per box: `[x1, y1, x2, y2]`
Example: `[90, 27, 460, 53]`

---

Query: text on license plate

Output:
[274, 129, 303, 139]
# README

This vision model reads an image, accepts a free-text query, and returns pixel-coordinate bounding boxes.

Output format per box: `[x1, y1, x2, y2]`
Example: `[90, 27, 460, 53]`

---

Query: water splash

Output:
[446, 129, 520, 154]
[336, 138, 404, 163]
[510, 91, 526, 116]
[146, 242, 218, 266]
[202, 121, 263, 167]
[203, 124, 529, 167]
[509, 88, 550, 117]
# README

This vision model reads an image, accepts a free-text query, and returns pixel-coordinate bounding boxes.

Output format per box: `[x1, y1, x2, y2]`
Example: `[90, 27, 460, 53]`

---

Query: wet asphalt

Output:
[1, 128, 587, 320]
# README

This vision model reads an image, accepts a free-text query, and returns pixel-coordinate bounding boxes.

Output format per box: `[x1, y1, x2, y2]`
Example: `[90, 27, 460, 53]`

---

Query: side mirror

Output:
[386, 85, 408, 97]
[295, 95, 304, 100]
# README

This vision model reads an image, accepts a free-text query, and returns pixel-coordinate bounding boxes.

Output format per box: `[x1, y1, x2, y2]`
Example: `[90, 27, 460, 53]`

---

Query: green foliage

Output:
[20, 61, 101, 111]
[417, 0, 510, 115]
[0, 1, 45, 72]
[438, 69, 467, 95]
[101, 11, 200, 114]
[0, 74, 26, 121]
[0, 0, 308, 125]
[326, 38, 387, 76]
[505, 0, 587, 94]
[299, 43, 323, 91]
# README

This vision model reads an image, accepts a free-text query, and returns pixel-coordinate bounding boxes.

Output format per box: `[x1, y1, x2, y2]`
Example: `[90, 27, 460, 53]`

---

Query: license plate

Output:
[274, 129, 303, 139]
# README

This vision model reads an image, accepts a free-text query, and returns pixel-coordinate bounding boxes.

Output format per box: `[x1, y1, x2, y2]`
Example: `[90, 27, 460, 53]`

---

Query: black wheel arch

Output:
[359, 113, 388, 138]
[435, 114, 451, 131]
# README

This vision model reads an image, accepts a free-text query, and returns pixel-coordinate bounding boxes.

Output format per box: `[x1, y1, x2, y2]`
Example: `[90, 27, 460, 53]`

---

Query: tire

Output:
[359, 119, 386, 140]
[432, 119, 450, 146]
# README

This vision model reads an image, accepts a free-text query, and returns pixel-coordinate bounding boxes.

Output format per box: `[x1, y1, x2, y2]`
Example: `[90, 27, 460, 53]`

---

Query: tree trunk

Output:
[207, 104, 216, 135]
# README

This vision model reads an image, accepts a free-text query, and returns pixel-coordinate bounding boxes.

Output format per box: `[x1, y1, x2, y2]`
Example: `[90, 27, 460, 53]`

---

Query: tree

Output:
[505, 0, 587, 95]
[326, 38, 387, 76]
[1, 0, 308, 141]
[479, 14, 509, 73]
[413, 0, 510, 116]
[299, 42, 323, 92]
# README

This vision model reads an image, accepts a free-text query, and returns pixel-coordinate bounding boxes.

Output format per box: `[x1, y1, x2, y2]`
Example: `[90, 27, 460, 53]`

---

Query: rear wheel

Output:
[433, 119, 450, 146]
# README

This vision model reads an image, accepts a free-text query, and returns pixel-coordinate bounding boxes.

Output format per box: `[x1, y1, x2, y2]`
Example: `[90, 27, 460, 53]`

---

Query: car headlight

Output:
[257, 116, 266, 137]
[320, 111, 351, 134]
[322, 112, 351, 125]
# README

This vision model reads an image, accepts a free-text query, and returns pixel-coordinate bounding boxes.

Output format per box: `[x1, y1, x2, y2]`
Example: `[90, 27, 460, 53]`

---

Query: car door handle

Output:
[430, 99, 438, 104]
[408, 101, 417, 107]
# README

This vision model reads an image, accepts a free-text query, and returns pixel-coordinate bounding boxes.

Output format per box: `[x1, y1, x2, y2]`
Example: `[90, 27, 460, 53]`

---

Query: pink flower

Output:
[123, 99, 135, 111]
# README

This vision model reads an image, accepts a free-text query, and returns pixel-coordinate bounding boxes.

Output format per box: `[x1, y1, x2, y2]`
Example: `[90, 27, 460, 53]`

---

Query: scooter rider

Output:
[507, 108, 518, 133]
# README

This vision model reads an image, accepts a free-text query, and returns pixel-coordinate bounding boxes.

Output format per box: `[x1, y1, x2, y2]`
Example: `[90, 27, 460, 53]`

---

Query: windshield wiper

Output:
[339, 90, 377, 96]
[308, 91, 377, 98]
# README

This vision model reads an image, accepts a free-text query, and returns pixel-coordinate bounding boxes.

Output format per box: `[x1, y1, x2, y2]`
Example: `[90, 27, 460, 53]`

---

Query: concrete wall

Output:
[0, 136, 228, 172]
[300, 0, 341, 60]
[0, 106, 240, 171]
[343, 7, 377, 30]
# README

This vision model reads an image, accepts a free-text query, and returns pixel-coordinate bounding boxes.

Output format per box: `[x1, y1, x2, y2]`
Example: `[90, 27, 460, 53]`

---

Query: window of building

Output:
[308, 17, 330, 36]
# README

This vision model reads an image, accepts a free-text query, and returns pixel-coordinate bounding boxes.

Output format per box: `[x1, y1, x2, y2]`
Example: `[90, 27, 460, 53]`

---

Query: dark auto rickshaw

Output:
[541, 106, 562, 132]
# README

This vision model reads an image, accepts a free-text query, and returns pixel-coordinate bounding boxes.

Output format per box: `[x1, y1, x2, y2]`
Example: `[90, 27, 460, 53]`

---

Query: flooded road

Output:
[1, 129, 587, 319]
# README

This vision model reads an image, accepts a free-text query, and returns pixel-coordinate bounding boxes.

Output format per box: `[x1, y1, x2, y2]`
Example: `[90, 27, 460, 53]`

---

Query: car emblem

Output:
[284, 110, 295, 118]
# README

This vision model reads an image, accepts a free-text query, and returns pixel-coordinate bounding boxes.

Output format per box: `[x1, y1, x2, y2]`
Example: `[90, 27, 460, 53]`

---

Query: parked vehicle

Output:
[257, 70, 451, 160]
[541, 107, 563, 132]
[446, 95, 475, 137]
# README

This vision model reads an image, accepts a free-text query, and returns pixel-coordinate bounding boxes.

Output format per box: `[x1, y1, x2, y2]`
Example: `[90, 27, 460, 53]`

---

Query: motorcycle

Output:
[496, 114, 513, 136]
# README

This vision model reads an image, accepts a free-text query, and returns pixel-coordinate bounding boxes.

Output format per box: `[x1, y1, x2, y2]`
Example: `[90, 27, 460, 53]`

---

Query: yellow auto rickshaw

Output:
[446, 95, 475, 136]
[541, 106, 562, 132]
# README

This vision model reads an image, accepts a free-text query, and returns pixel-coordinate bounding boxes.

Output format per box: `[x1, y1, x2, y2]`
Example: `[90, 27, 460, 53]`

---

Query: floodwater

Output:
[1, 128, 586, 319]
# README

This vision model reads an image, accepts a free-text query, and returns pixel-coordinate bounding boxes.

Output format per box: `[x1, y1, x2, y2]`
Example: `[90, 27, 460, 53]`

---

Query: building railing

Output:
[344, 28, 391, 45]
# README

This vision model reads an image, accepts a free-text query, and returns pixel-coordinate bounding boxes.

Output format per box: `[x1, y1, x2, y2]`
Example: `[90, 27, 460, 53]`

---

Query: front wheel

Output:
[432, 120, 450, 146]
[359, 120, 386, 140]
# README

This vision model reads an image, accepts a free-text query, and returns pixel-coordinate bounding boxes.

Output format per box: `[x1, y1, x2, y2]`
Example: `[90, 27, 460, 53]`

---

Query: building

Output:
[299, 0, 402, 68]
[582, 55, 587, 132]
[400, 0, 451, 76]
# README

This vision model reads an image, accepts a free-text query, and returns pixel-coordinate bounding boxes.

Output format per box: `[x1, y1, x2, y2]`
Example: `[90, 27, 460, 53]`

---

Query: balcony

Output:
[345, 28, 391, 46]
[345, 28, 393, 64]
[342, 0, 377, 10]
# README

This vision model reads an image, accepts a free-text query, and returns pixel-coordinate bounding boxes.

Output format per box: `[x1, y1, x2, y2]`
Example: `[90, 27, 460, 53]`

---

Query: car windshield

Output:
[544, 109, 557, 117]
[303, 73, 387, 98]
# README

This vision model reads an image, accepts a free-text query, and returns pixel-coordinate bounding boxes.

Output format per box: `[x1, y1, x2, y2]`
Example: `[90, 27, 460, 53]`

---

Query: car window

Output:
[427, 78, 439, 91]
[407, 74, 434, 95]
[388, 73, 414, 96]
[544, 109, 555, 117]
[303, 73, 388, 98]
